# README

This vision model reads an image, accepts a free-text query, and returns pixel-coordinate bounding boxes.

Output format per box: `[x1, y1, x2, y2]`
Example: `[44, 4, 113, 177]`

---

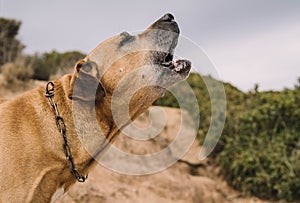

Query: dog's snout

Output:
[161, 13, 175, 22]
[147, 13, 179, 34]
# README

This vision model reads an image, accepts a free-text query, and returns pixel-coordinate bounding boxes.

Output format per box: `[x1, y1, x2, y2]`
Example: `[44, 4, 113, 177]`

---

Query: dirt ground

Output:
[54, 107, 270, 203]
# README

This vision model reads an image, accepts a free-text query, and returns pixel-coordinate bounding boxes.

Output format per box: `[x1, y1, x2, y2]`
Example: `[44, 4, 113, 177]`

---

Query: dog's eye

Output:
[120, 32, 130, 37]
[119, 32, 135, 47]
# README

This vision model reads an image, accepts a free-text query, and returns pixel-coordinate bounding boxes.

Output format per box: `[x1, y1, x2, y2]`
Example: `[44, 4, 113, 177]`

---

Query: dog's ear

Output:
[69, 59, 106, 102]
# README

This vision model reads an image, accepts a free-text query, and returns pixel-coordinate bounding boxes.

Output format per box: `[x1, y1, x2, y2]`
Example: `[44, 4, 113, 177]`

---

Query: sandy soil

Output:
[54, 107, 270, 203]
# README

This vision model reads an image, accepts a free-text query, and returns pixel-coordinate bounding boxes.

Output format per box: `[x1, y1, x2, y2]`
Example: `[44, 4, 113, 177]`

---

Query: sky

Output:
[1, 0, 300, 91]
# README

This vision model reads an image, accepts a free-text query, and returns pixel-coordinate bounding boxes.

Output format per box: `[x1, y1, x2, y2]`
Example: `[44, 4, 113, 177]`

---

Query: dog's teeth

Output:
[175, 64, 184, 72]
[162, 61, 172, 66]
[175, 67, 181, 72]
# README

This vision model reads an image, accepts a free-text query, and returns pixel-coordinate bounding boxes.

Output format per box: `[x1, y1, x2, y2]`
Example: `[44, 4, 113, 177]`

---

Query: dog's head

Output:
[69, 13, 191, 119]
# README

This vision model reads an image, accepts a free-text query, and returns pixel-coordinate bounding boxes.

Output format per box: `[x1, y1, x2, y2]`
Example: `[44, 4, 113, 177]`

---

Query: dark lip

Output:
[154, 51, 191, 78]
[149, 14, 191, 78]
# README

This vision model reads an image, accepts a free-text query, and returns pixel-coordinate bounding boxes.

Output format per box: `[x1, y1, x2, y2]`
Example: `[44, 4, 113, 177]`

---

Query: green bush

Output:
[0, 18, 24, 66]
[30, 50, 85, 80]
[156, 73, 300, 201]
[218, 86, 300, 201]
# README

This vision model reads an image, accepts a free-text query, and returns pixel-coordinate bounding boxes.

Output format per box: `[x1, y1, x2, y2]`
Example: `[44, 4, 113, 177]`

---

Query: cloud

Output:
[205, 21, 300, 91]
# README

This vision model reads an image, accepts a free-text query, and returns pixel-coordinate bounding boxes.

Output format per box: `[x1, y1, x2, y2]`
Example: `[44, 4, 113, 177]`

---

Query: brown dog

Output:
[0, 14, 191, 202]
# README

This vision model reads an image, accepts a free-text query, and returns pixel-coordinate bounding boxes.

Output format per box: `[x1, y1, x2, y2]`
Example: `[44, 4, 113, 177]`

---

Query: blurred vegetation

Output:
[218, 83, 300, 201]
[0, 18, 24, 66]
[1, 60, 33, 85]
[28, 50, 85, 80]
[155, 73, 300, 201]
[1, 17, 300, 201]
[0, 17, 85, 84]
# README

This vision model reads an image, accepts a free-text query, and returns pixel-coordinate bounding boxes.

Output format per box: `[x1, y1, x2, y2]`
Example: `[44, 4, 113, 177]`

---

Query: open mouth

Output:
[159, 52, 191, 78]
[146, 13, 191, 79]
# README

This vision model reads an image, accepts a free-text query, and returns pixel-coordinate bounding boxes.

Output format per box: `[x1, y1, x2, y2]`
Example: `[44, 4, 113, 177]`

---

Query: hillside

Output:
[156, 73, 300, 202]
[55, 107, 269, 203]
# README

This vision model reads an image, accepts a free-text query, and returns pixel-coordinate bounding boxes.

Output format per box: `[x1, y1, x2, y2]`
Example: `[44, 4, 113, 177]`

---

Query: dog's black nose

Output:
[161, 13, 175, 22]
[146, 13, 179, 34]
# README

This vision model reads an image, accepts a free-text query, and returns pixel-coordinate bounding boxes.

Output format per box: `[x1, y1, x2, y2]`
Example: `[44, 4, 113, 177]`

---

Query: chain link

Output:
[45, 82, 87, 182]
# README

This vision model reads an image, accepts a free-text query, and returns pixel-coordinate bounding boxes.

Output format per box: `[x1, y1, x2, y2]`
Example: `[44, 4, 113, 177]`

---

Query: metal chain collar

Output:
[45, 82, 87, 183]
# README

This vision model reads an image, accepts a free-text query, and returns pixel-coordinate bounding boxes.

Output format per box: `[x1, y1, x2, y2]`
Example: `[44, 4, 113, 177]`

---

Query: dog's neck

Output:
[42, 75, 149, 201]
[49, 75, 119, 172]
